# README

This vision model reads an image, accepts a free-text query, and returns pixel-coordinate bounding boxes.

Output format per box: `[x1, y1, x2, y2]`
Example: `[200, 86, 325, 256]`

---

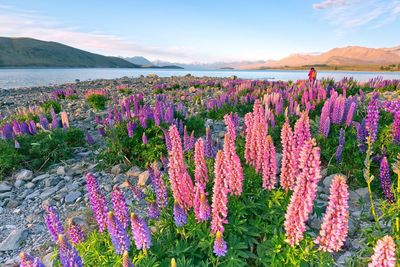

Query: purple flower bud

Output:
[365, 92, 380, 143]
[148, 202, 160, 219]
[57, 234, 83, 267]
[173, 201, 187, 227]
[86, 132, 95, 145]
[379, 156, 395, 203]
[392, 112, 400, 143]
[213, 231, 227, 257]
[107, 212, 130, 254]
[130, 213, 151, 250]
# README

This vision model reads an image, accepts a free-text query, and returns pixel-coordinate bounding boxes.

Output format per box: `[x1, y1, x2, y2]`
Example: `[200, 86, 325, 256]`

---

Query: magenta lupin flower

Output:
[315, 175, 349, 252]
[57, 234, 83, 267]
[213, 231, 228, 257]
[211, 150, 229, 234]
[122, 251, 135, 267]
[148, 201, 160, 219]
[167, 125, 194, 211]
[366, 92, 380, 143]
[345, 102, 356, 127]
[150, 164, 168, 209]
[194, 138, 209, 186]
[67, 219, 85, 245]
[86, 172, 109, 232]
[262, 135, 277, 190]
[130, 213, 152, 250]
[20, 252, 45, 267]
[111, 186, 130, 229]
[107, 211, 130, 254]
[44, 205, 64, 242]
[379, 156, 395, 203]
[392, 112, 400, 143]
[194, 184, 211, 222]
[280, 119, 296, 191]
[369, 235, 396, 267]
[173, 201, 188, 226]
[284, 139, 321, 246]
[223, 133, 244, 196]
[293, 112, 311, 175]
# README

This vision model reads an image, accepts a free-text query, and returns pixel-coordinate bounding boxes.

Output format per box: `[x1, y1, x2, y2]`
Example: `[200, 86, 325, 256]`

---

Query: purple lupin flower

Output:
[321, 116, 331, 138]
[148, 202, 160, 219]
[86, 132, 95, 145]
[130, 213, 152, 250]
[125, 180, 146, 201]
[365, 92, 380, 143]
[127, 121, 135, 138]
[1, 123, 13, 139]
[111, 186, 129, 229]
[392, 112, 400, 143]
[44, 205, 64, 242]
[213, 231, 227, 257]
[51, 108, 61, 129]
[331, 96, 345, 124]
[160, 154, 169, 172]
[39, 114, 49, 130]
[162, 128, 172, 151]
[67, 219, 85, 245]
[98, 127, 106, 137]
[57, 234, 83, 267]
[336, 128, 345, 163]
[205, 127, 215, 158]
[173, 201, 187, 227]
[150, 165, 168, 209]
[28, 120, 37, 135]
[19, 252, 45, 267]
[107, 212, 131, 254]
[380, 156, 395, 203]
[86, 173, 108, 232]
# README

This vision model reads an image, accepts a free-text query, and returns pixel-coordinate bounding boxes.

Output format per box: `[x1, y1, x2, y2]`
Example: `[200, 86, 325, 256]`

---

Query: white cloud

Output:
[0, 5, 197, 62]
[313, 0, 400, 34]
[313, 0, 347, 10]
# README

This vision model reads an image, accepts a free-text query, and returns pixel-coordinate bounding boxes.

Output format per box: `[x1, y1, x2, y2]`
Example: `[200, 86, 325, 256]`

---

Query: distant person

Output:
[308, 67, 317, 87]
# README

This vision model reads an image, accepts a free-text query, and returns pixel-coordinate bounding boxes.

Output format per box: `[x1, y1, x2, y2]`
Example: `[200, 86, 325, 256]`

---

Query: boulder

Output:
[0, 182, 12, 193]
[14, 169, 33, 181]
[138, 171, 150, 187]
[0, 229, 28, 251]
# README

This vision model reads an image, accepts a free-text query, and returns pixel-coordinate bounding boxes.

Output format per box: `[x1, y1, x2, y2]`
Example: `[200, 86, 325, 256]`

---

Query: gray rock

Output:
[65, 191, 82, 203]
[336, 251, 353, 266]
[14, 179, 25, 188]
[0, 182, 12, 192]
[218, 130, 226, 138]
[56, 166, 66, 176]
[104, 184, 112, 192]
[0, 192, 12, 200]
[322, 174, 337, 191]
[15, 169, 33, 181]
[44, 177, 58, 187]
[6, 200, 19, 209]
[25, 191, 40, 200]
[138, 170, 150, 187]
[126, 166, 142, 177]
[25, 182, 35, 189]
[0, 229, 28, 251]
[354, 187, 370, 203]
[111, 164, 123, 175]
[32, 173, 50, 182]
[42, 252, 54, 267]
[39, 186, 59, 200]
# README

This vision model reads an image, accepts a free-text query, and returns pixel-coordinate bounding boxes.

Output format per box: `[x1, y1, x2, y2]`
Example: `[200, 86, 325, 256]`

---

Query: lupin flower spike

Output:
[19, 252, 45, 267]
[213, 231, 228, 257]
[130, 213, 152, 250]
[368, 235, 396, 267]
[107, 211, 130, 254]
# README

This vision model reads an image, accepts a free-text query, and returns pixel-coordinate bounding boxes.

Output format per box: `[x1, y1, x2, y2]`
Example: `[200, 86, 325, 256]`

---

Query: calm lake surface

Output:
[1, 68, 400, 89]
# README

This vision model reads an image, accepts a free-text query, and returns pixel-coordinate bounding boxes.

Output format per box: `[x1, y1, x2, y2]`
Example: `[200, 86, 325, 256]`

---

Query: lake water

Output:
[0, 68, 400, 89]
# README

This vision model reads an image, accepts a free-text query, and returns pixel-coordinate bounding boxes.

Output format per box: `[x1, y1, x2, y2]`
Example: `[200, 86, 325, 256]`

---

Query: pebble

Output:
[0, 182, 12, 193]
[14, 169, 33, 181]
[65, 191, 82, 203]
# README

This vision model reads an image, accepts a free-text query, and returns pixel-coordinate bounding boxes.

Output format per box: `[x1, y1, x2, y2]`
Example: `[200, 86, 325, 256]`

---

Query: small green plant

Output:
[185, 115, 206, 137]
[41, 100, 62, 113]
[0, 140, 22, 180]
[86, 94, 108, 110]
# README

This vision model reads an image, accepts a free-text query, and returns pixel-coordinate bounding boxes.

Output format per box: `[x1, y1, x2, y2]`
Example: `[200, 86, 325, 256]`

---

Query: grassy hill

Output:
[0, 37, 139, 68]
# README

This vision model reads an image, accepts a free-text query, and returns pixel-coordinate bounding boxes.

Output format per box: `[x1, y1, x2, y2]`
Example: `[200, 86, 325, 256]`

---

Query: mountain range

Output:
[0, 37, 139, 68]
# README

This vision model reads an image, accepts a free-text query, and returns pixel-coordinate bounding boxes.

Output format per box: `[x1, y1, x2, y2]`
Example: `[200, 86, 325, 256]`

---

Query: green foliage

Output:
[184, 115, 206, 137]
[86, 94, 108, 110]
[41, 100, 62, 114]
[99, 120, 167, 169]
[206, 103, 253, 120]
[0, 140, 22, 180]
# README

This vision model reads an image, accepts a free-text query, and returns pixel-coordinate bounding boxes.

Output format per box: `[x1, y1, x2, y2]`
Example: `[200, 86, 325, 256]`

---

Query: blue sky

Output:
[0, 0, 399, 62]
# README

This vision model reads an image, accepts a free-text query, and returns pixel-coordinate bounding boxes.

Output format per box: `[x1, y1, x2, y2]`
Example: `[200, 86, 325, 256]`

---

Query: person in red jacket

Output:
[308, 67, 317, 87]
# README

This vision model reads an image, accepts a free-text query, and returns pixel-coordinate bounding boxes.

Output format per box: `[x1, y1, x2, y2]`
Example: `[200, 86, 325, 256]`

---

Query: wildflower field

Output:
[1, 76, 399, 266]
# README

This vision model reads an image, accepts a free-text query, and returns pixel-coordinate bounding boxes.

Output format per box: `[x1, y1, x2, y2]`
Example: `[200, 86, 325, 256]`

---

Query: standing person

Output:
[308, 67, 317, 88]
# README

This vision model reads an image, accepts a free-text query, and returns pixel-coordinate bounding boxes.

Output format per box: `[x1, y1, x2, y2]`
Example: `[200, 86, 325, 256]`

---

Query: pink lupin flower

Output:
[111, 186, 130, 229]
[262, 135, 277, 190]
[293, 112, 311, 175]
[280, 119, 296, 191]
[284, 139, 322, 246]
[67, 218, 85, 245]
[211, 150, 229, 234]
[193, 184, 211, 222]
[315, 175, 349, 252]
[123, 251, 135, 267]
[194, 138, 208, 186]
[223, 133, 244, 196]
[224, 113, 237, 142]
[168, 125, 194, 211]
[369, 235, 396, 267]
[244, 112, 254, 164]
[61, 111, 69, 129]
